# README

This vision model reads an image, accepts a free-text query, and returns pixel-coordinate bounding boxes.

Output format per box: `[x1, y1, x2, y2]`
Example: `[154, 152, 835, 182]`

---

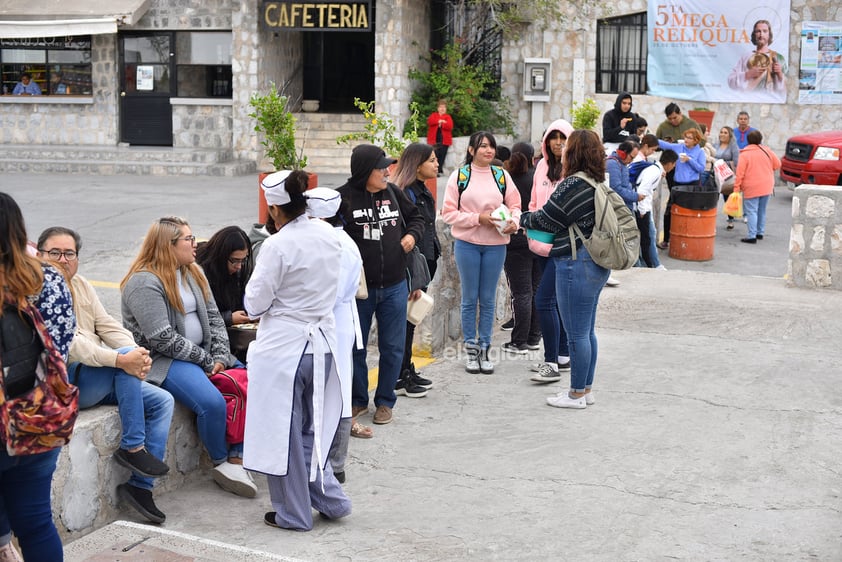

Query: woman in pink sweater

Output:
[733, 130, 781, 243]
[442, 131, 521, 375]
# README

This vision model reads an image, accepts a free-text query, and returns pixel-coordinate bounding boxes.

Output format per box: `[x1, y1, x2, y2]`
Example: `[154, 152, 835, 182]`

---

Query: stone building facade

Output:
[0, 0, 839, 163]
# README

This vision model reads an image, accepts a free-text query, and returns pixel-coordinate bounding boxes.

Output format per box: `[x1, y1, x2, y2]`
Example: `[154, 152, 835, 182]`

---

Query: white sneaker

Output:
[479, 348, 494, 374]
[212, 461, 258, 498]
[655, 265, 667, 271]
[530, 362, 561, 383]
[465, 343, 480, 374]
[605, 276, 620, 287]
[584, 391, 595, 405]
[546, 393, 586, 409]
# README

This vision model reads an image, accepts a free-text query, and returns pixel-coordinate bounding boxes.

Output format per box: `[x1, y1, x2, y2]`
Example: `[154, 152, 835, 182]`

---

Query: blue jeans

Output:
[535, 256, 569, 362]
[68, 347, 175, 490]
[554, 246, 610, 392]
[0, 448, 63, 561]
[743, 195, 769, 239]
[454, 240, 507, 348]
[353, 280, 408, 409]
[161, 360, 229, 464]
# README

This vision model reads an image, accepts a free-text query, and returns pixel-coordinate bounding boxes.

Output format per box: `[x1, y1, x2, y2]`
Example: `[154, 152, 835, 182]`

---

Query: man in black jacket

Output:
[602, 92, 642, 151]
[338, 144, 425, 428]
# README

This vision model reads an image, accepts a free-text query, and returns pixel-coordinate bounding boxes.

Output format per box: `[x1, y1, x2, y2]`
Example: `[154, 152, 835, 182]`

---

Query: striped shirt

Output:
[519, 175, 596, 257]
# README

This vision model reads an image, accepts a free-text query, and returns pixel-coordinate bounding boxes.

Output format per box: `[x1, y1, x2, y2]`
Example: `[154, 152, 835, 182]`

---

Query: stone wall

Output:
[498, 0, 842, 152]
[133, 0, 235, 29]
[788, 185, 842, 289]
[53, 404, 206, 539]
[172, 103, 234, 149]
[0, 35, 118, 146]
[374, 0, 430, 133]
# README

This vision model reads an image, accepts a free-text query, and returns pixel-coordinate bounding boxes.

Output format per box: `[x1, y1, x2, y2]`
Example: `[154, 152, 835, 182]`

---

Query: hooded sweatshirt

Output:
[602, 92, 638, 143]
[527, 119, 574, 257]
[337, 145, 425, 289]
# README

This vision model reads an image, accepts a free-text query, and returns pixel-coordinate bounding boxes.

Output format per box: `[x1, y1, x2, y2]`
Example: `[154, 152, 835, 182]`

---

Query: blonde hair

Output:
[120, 216, 209, 313]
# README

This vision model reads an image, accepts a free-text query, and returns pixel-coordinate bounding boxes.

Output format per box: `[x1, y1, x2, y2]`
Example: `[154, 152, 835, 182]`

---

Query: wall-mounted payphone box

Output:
[523, 58, 552, 102]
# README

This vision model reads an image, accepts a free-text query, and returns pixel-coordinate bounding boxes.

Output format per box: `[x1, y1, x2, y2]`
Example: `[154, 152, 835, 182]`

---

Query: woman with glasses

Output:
[121, 216, 257, 499]
[0, 192, 75, 561]
[196, 226, 254, 362]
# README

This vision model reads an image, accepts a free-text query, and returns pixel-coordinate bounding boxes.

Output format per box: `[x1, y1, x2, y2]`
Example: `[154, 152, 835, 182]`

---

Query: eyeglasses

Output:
[176, 235, 196, 244]
[227, 257, 248, 266]
[43, 249, 77, 261]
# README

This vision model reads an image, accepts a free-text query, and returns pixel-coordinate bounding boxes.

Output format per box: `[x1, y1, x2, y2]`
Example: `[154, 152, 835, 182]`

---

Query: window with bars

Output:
[596, 12, 647, 94]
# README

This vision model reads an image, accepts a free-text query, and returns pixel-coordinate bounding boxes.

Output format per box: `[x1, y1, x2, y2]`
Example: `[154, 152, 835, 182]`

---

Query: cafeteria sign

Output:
[261, 1, 371, 31]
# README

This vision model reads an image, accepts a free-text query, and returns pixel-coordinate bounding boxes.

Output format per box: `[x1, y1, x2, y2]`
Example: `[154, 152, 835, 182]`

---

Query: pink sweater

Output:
[441, 164, 522, 245]
[734, 144, 781, 199]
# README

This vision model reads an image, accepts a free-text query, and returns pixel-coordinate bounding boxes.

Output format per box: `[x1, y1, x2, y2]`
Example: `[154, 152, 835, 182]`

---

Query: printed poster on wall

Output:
[136, 65, 154, 91]
[647, 1, 791, 104]
[798, 22, 842, 104]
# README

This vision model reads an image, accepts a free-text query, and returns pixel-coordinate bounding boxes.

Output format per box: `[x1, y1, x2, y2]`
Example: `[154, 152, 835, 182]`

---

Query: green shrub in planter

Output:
[249, 83, 307, 170]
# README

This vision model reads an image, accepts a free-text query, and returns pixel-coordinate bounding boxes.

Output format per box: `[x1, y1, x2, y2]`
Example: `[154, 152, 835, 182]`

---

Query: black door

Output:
[119, 33, 175, 145]
[303, 31, 374, 112]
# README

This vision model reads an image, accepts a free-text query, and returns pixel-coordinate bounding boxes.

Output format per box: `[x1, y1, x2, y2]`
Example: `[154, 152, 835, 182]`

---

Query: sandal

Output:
[350, 421, 373, 439]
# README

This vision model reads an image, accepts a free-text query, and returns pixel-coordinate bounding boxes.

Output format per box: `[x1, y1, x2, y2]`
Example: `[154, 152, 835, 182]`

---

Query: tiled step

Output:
[0, 145, 233, 164]
[0, 158, 256, 176]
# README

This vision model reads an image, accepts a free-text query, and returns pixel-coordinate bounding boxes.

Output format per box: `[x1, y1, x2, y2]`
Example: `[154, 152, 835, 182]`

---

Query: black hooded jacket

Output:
[337, 145, 425, 289]
[602, 92, 639, 143]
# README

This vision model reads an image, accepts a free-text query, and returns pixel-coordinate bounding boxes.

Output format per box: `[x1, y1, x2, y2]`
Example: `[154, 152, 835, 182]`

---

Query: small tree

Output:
[571, 98, 601, 131]
[249, 83, 307, 170]
[337, 98, 421, 157]
[408, 43, 514, 137]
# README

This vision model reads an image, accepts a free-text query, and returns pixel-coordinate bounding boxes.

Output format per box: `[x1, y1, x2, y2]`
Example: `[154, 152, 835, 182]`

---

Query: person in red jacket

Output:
[426, 99, 453, 176]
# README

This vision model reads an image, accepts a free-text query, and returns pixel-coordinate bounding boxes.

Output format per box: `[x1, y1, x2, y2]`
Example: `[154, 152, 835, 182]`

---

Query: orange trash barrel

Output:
[668, 204, 717, 261]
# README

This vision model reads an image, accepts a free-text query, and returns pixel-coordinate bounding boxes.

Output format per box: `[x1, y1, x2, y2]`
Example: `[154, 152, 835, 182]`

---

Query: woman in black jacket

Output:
[392, 143, 441, 396]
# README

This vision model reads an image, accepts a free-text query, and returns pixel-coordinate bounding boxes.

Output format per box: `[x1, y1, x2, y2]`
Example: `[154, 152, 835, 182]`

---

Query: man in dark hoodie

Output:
[602, 92, 641, 149]
[337, 144, 425, 429]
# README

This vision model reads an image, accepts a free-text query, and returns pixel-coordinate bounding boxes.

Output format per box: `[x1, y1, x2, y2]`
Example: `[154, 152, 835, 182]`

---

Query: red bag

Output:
[0, 298, 79, 456]
[210, 368, 248, 445]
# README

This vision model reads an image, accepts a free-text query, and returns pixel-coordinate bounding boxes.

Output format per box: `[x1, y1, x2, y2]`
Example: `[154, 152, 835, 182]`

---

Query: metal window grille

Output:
[596, 12, 647, 94]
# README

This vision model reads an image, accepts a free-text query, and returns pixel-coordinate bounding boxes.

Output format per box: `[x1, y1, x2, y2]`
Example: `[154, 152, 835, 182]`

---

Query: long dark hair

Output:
[394, 142, 434, 190]
[505, 142, 534, 176]
[544, 130, 566, 182]
[195, 226, 251, 314]
[0, 192, 44, 307]
[464, 131, 497, 165]
[561, 130, 606, 183]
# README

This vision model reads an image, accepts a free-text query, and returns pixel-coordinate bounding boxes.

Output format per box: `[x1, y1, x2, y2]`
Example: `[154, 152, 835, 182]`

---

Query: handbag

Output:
[355, 268, 368, 300]
[713, 158, 735, 191]
[0, 296, 79, 456]
[390, 185, 431, 292]
[723, 191, 743, 218]
[405, 246, 431, 292]
[435, 125, 443, 145]
[210, 368, 248, 445]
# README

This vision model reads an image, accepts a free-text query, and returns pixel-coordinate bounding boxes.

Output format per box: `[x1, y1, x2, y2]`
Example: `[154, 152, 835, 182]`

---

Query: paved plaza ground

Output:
[2, 173, 839, 560]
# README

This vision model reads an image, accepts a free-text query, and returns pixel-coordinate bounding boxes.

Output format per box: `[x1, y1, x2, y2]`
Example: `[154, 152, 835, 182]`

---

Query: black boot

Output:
[408, 363, 433, 389]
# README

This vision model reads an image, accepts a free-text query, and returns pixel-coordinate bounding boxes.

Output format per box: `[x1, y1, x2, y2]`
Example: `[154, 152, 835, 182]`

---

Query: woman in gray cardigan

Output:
[121, 216, 256, 498]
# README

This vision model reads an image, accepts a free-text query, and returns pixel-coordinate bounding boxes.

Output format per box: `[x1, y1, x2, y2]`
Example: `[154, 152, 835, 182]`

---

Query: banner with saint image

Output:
[647, 1, 791, 104]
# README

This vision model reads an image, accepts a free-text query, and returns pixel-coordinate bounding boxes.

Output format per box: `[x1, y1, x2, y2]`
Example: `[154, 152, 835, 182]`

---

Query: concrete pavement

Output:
[1, 173, 839, 560]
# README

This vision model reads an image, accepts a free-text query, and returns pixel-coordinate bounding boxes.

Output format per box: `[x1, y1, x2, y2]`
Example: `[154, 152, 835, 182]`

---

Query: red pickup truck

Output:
[780, 130, 842, 187]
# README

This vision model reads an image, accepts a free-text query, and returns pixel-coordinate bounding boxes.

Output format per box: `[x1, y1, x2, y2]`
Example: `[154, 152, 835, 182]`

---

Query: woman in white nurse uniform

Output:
[305, 188, 367, 482]
[243, 170, 350, 531]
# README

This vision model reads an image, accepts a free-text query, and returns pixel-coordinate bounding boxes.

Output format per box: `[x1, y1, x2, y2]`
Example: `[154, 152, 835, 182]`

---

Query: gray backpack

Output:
[568, 172, 640, 270]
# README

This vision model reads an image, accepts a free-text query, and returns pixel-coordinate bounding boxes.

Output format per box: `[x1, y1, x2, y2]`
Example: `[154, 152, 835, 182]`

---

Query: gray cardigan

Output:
[121, 270, 235, 385]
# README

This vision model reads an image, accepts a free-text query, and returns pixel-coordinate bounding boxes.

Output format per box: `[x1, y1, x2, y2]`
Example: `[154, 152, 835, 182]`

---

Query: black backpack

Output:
[0, 302, 44, 399]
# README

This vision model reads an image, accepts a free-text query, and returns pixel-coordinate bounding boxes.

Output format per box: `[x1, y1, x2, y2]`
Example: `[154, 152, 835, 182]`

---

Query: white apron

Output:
[242, 216, 343, 479]
[332, 227, 363, 417]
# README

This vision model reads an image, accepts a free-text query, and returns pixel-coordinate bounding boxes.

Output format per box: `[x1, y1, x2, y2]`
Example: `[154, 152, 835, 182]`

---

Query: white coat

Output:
[242, 215, 343, 479]
[331, 225, 363, 417]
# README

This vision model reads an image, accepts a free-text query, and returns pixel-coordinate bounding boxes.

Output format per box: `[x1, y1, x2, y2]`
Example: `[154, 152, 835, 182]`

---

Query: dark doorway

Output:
[303, 31, 374, 112]
[119, 32, 176, 145]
